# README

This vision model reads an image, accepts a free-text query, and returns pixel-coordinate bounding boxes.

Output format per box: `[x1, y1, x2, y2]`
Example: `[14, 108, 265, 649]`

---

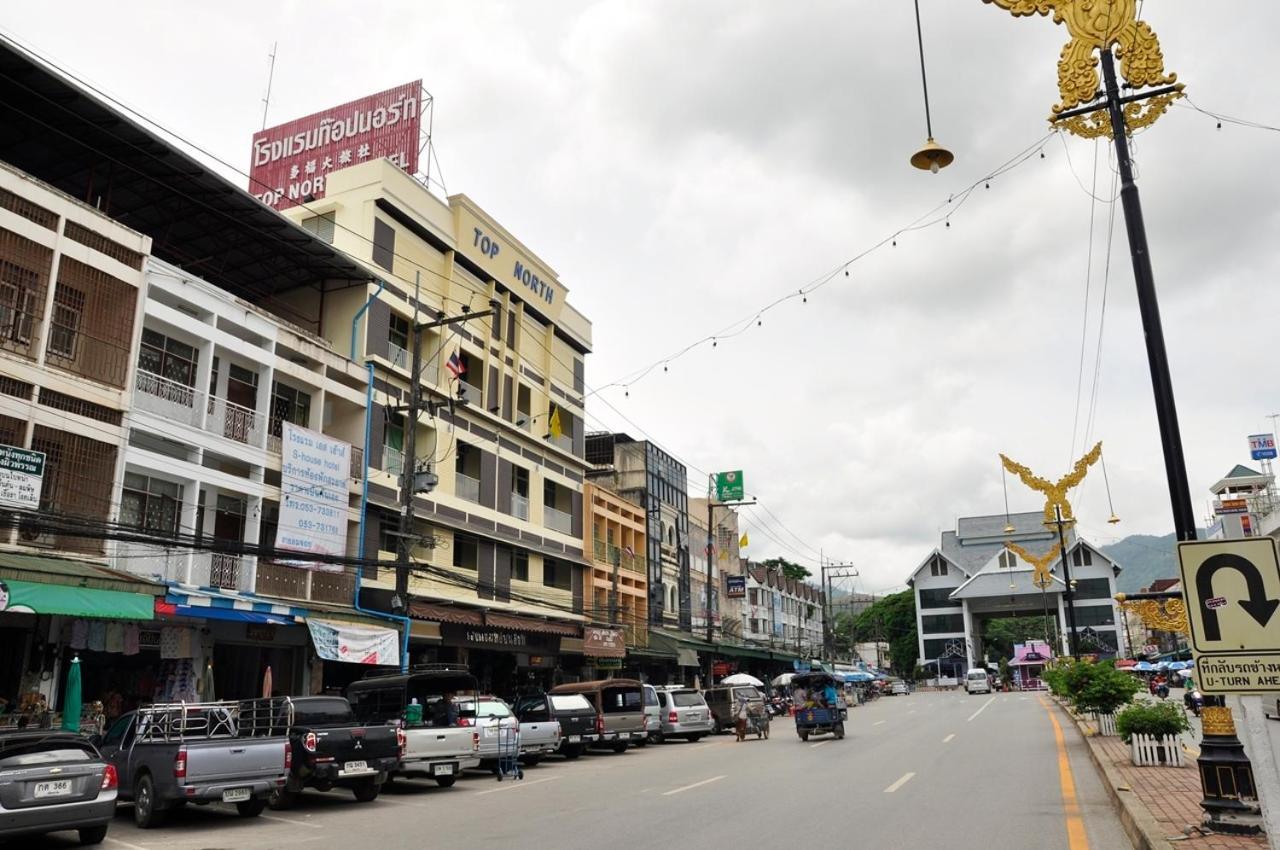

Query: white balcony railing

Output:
[134, 370, 203, 427]
[550, 433, 573, 453]
[388, 342, 410, 371]
[457, 380, 483, 405]
[511, 492, 530, 520]
[383, 445, 405, 477]
[456, 471, 481, 503]
[112, 541, 192, 584]
[192, 551, 253, 591]
[544, 504, 573, 535]
[207, 395, 265, 447]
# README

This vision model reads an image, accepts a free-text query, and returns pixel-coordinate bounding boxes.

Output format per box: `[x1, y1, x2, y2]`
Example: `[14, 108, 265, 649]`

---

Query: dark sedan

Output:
[0, 730, 117, 846]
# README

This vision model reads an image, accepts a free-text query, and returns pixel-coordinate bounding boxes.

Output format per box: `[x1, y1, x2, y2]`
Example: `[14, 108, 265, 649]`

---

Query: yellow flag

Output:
[739, 533, 749, 548]
[549, 406, 563, 439]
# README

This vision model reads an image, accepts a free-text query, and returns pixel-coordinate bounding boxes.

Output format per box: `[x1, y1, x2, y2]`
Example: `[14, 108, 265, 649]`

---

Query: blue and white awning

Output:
[165, 583, 305, 625]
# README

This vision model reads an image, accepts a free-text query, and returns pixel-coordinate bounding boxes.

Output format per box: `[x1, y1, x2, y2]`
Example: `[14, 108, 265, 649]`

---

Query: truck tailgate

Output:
[186, 737, 286, 785]
[606, 711, 645, 735]
[404, 726, 475, 761]
[312, 725, 399, 763]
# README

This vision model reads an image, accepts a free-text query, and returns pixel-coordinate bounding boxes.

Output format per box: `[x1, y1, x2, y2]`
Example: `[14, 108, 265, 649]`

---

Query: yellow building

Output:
[583, 482, 648, 649]
[280, 160, 594, 691]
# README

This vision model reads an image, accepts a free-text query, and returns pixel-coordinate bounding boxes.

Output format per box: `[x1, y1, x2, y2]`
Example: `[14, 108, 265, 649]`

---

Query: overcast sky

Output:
[5, 2, 1277, 595]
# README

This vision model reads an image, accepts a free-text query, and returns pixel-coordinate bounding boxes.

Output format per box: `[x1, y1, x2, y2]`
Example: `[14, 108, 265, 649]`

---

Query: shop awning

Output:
[410, 601, 483, 626]
[0, 578, 155, 620]
[649, 629, 718, 667]
[164, 585, 306, 625]
[0, 551, 163, 597]
[485, 611, 579, 637]
[627, 645, 677, 661]
[409, 601, 581, 636]
[714, 643, 774, 662]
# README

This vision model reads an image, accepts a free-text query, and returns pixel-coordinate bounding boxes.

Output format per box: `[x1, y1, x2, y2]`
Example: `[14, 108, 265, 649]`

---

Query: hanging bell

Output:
[1003, 523, 1015, 534]
[910, 138, 954, 173]
[1107, 513, 1121, 525]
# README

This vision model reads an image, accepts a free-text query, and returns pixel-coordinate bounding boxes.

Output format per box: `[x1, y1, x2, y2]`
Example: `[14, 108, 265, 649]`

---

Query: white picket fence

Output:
[1095, 712, 1118, 737]
[1130, 733, 1184, 767]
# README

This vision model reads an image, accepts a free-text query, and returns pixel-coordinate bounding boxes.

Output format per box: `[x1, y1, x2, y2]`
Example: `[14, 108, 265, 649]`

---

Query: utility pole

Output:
[704, 482, 754, 687]
[391, 288, 494, 614]
[1048, 504, 1081, 660]
[609, 546, 621, 627]
[820, 559, 858, 662]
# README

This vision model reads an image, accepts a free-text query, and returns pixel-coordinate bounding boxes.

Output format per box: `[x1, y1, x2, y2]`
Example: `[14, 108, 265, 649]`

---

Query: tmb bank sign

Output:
[457, 204, 566, 321]
[250, 81, 422, 211]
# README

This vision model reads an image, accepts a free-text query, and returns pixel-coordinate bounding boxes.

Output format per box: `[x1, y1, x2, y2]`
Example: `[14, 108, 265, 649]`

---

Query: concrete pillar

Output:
[1235, 696, 1280, 841]
[961, 600, 975, 670]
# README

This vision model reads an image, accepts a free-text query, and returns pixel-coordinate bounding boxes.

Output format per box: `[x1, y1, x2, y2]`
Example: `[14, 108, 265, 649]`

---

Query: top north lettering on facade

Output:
[453, 199, 565, 316]
[249, 81, 422, 211]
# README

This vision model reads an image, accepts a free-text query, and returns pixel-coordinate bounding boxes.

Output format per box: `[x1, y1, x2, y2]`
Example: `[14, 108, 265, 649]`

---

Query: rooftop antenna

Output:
[261, 42, 278, 131]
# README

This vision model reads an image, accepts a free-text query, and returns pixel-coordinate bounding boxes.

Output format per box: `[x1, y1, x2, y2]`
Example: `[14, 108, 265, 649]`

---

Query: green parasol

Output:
[61, 656, 82, 733]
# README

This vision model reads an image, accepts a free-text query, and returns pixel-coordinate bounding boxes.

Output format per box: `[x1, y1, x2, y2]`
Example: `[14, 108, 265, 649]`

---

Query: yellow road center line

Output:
[1040, 698, 1090, 850]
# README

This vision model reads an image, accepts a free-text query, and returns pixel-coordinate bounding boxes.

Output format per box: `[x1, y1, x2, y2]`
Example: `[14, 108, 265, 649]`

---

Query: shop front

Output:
[581, 625, 626, 679]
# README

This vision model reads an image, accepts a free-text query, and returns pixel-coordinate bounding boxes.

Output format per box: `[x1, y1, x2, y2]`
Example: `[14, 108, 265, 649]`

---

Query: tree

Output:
[851, 590, 918, 675]
[982, 616, 1054, 662]
[762, 557, 811, 581]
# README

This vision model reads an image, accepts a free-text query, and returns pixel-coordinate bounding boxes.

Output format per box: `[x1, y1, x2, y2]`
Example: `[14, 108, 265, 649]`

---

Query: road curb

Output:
[1050, 699, 1171, 850]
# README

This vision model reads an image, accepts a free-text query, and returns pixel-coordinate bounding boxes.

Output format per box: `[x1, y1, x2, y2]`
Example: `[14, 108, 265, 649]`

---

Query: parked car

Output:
[507, 694, 563, 765]
[701, 685, 763, 734]
[0, 729, 117, 846]
[346, 667, 482, 788]
[549, 679, 646, 752]
[890, 680, 909, 696]
[514, 692, 599, 759]
[641, 684, 661, 746]
[96, 698, 289, 828]
[269, 696, 400, 809]
[965, 668, 993, 695]
[651, 687, 713, 742]
[454, 696, 519, 770]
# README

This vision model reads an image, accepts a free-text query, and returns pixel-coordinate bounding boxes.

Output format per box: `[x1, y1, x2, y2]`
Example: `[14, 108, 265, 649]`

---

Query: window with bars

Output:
[543, 557, 571, 591]
[46, 258, 137, 388]
[28, 426, 118, 554]
[513, 551, 529, 582]
[269, 381, 312, 437]
[47, 285, 85, 359]
[138, 329, 198, 386]
[119, 472, 183, 536]
[0, 260, 38, 346]
[62, 221, 143, 270]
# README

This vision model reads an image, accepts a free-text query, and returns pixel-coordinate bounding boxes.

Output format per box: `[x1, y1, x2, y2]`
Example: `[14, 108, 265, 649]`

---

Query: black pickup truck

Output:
[514, 692, 598, 760]
[270, 696, 401, 809]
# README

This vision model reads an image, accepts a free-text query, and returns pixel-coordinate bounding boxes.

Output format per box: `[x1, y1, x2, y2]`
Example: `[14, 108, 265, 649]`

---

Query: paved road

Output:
[21, 690, 1130, 850]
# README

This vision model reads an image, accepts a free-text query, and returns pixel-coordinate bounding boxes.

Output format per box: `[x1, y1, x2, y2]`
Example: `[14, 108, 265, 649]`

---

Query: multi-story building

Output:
[582, 481, 648, 652]
[740, 561, 824, 657]
[907, 511, 1125, 678]
[280, 160, 594, 693]
[687, 497, 742, 644]
[585, 433, 690, 632]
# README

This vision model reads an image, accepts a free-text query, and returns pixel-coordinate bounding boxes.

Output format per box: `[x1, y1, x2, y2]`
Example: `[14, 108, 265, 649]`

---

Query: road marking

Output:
[967, 696, 997, 722]
[1041, 699, 1091, 850]
[873, 720, 886, 726]
[475, 775, 561, 796]
[105, 838, 152, 850]
[943, 733, 955, 743]
[258, 813, 325, 829]
[884, 772, 915, 793]
[663, 775, 726, 796]
[810, 740, 831, 749]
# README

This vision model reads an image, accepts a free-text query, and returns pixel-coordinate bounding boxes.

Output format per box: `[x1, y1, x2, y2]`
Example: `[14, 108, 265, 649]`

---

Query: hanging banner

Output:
[275, 423, 350, 572]
[583, 626, 626, 658]
[0, 445, 44, 510]
[307, 618, 399, 666]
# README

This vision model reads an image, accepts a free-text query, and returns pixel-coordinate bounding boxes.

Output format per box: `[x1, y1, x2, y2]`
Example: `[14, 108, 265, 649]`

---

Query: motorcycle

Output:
[1149, 679, 1170, 700]
[1184, 688, 1203, 717]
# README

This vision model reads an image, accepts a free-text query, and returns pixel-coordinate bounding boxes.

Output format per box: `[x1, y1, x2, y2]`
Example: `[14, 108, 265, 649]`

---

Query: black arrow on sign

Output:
[1196, 552, 1280, 641]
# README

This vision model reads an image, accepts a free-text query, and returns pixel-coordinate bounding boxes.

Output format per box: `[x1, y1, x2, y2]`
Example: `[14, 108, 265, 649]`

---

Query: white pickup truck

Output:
[346, 669, 481, 788]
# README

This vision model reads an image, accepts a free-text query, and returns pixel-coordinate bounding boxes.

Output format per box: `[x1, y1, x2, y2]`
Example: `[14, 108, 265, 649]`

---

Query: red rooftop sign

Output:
[249, 81, 422, 211]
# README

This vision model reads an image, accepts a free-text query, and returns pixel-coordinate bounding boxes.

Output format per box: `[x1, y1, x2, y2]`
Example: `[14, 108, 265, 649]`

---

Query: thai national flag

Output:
[446, 351, 465, 379]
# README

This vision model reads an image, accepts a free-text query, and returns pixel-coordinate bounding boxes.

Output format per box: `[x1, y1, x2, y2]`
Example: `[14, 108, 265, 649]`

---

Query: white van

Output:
[964, 669, 992, 694]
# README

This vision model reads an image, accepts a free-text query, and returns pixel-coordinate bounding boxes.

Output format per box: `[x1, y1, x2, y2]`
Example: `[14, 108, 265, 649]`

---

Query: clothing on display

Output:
[104, 622, 124, 654]
[160, 626, 195, 660]
[69, 619, 88, 650]
[87, 621, 106, 652]
[123, 624, 139, 656]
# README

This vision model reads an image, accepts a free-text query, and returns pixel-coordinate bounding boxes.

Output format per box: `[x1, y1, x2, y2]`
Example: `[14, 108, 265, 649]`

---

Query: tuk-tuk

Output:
[789, 672, 847, 741]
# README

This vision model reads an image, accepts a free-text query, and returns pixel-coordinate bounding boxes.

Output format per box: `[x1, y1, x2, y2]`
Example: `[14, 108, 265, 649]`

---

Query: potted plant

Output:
[1116, 701, 1191, 765]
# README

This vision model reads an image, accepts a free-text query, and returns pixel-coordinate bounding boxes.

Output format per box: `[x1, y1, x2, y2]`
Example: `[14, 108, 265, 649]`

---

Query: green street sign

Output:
[715, 470, 744, 502]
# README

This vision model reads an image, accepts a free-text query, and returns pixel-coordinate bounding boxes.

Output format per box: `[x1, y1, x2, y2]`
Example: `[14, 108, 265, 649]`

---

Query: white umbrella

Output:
[720, 673, 764, 687]
[770, 673, 795, 687]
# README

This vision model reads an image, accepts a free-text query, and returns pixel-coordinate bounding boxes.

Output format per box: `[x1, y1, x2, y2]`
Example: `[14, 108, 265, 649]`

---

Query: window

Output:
[1072, 578, 1112, 600]
[512, 551, 529, 582]
[138, 329, 198, 386]
[119, 473, 182, 536]
[453, 534, 478, 570]
[0, 259, 37, 344]
[389, 313, 409, 356]
[918, 587, 959, 608]
[301, 211, 336, 243]
[668, 585, 677, 611]
[930, 556, 948, 577]
[998, 550, 1017, 569]
[269, 381, 312, 437]
[1073, 605, 1115, 627]
[513, 466, 529, 497]
[543, 557, 571, 591]
[921, 613, 964, 634]
[372, 218, 395, 271]
[748, 588, 759, 605]
[378, 515, 398, 553]
[1072, 547, 1094, 567]
[383, 413, 405, 474]
[47, 285, 86, 358]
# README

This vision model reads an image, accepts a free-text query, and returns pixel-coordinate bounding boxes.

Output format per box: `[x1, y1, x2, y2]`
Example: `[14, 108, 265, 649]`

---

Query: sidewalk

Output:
[1062, 701, 1267, 850]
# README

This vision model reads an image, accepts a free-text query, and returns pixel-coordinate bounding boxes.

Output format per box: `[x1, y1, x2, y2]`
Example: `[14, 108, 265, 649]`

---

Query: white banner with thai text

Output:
[307, 618, 399, 666]
[275, 423, 349, 572]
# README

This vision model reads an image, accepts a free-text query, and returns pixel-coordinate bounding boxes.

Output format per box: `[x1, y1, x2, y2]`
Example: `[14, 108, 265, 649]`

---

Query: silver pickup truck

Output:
[96, 699, 289, 828]
[347, 667, 480, 788]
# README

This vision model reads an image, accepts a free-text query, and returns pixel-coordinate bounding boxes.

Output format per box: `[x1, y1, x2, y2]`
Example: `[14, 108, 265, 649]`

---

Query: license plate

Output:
[222, 788, 252, 803]
[34, 780, 72, 798]
[568, 735, 581, 743]
[432, 763, 455, 776]
[341, 760, 370, 775]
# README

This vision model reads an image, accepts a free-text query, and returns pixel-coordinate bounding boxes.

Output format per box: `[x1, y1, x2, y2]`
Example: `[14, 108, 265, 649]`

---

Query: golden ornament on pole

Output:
[1114, 592, 1189, 635]
[981, 0, 1184, 138]
[1000, 441, 1102, 527]
[1006, 541, 1062, 591]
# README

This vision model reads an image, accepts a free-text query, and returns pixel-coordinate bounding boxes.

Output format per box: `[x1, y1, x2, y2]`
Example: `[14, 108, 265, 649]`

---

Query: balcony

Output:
[113, 542, 191, 583]
[207, 395, 265, 447]
[388, 342, 410, 371]
[511, 492, 530, 520]
[592, 539, 645, 573]
[550, 433, 573, 453]
[457, 380, 483, 405]
[255, 560, 356, 604]
[456, 471, 481, 503]
[192, 551, 253, 591]
[544, 504, 573, 535]
[134, 370, 203, 428]
[382, 445, 404, 477]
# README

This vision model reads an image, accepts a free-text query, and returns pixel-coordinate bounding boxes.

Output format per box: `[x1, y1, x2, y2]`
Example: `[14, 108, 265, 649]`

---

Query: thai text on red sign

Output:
[249, 81, 422, 211]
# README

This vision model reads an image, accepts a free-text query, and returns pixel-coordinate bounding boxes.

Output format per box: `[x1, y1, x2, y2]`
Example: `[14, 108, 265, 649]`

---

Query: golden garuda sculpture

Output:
[1001, 441, 1102, 526]
[1005, 541, 1062, 590]
[982, 1, 1183, 137]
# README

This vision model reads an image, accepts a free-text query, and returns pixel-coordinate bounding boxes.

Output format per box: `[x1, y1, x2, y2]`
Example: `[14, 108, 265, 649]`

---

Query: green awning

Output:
[714, 643, 774, 661]
[0, 552, 163, 597]
[627, 645, 677, 661]
[0, 578, 155, 620]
